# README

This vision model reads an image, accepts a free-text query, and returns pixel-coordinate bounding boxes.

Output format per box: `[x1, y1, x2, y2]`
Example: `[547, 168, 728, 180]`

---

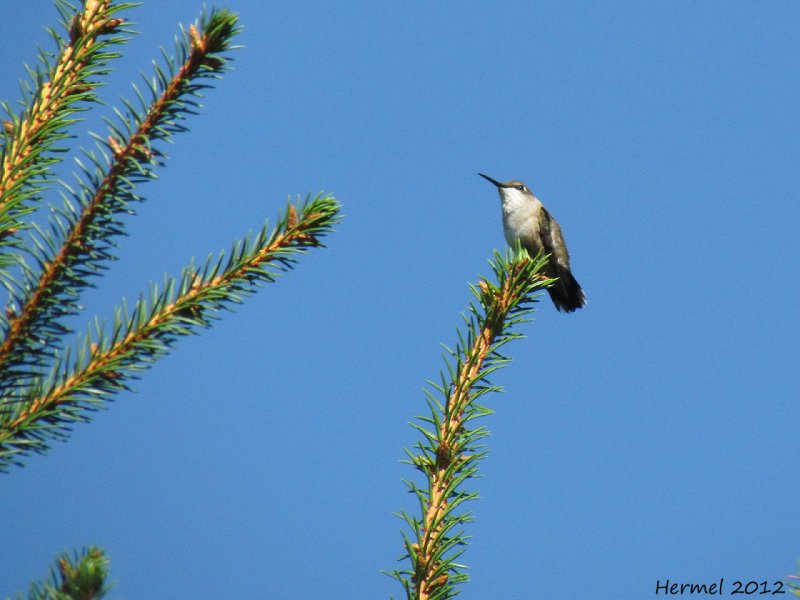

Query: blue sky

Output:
[2, 2, 799, 599]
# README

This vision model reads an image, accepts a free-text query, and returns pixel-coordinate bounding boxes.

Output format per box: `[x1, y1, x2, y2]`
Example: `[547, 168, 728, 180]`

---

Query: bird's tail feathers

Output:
[549, 268, 586, 313]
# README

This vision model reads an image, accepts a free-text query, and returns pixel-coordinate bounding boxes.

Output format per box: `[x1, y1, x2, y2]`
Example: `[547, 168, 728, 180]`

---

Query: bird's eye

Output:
[516, 185, 525, 191]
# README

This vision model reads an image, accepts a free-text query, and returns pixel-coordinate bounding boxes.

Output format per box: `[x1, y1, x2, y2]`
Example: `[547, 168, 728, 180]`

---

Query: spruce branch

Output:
[389, 248, 553, 600]
[14, 546, 112, 600]
[0, 7, 241, 393]
[0, 0, 134, 252]
[0, 194, 341, 471]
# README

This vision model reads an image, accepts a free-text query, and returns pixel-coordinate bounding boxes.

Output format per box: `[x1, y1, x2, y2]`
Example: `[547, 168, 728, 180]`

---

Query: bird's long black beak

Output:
[478, 173, 504, 188]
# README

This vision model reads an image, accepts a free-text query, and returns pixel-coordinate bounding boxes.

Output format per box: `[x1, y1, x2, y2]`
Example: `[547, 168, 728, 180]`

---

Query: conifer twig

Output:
[20, 546, 112, 600]
[390, 248, 553, 600]
[0, 194, 340, 471]
[0, 11, 237, 380]
[0, 8, 240, 390]
[0, 0, 132, 245]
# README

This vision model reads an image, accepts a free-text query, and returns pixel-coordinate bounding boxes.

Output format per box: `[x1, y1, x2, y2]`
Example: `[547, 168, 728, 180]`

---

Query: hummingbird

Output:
[479, 173, 586, 313]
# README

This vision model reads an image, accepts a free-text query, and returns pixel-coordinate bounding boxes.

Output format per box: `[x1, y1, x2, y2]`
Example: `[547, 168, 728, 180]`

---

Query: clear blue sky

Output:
[2, 2, 799, 599]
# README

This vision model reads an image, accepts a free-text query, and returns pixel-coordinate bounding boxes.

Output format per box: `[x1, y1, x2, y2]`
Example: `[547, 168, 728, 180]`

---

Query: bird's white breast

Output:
[500, 189, 543, 251]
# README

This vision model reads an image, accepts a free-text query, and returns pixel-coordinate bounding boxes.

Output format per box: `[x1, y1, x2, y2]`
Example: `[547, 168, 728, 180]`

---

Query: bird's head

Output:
[478, 173, 534, 205]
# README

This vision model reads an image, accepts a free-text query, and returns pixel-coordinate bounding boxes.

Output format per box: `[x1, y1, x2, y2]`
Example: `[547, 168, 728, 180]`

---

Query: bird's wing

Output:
[538, 207, 571, 270]
[537, 206, 586, 312]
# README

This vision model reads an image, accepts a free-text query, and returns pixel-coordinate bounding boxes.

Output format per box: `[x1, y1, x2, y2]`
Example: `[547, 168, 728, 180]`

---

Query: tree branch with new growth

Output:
[389, 247, 553, 600]
[0, 3, 341, 473]
[1, 1, 342, 595]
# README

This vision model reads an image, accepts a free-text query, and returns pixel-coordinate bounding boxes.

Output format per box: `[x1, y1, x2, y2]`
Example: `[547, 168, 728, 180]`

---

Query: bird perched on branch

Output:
[479, 173, 586, 313]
